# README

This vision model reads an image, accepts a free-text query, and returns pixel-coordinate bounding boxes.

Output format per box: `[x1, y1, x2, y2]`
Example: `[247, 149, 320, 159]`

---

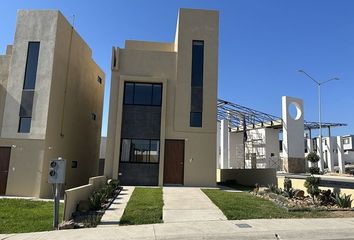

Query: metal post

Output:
[53, 183, 60, 230]
[318, 84, 324, 171]
[298, 70, 339, 171]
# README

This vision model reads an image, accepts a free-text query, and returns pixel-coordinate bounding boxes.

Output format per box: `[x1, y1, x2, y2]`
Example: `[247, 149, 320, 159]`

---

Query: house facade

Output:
[0, 10, 104, 198]
[105, 8, 219, 186]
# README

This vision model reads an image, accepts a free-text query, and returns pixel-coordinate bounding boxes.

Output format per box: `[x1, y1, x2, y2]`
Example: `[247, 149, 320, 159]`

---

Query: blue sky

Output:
[1, 0, 353, 137]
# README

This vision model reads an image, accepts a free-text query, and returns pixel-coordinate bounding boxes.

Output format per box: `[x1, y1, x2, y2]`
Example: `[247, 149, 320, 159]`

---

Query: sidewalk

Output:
[97, 186, 134, 227]
[2, 218, 354, 239]
[163, 187, 227, 223]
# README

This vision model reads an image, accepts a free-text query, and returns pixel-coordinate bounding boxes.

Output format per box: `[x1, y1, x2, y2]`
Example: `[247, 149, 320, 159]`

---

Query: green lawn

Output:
[0, 199, 64, 234]
[120, 187, 163, 225]
[202, 189, 354, 220]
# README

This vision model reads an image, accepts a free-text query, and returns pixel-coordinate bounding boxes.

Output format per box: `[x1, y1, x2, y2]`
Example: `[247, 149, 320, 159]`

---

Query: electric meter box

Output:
[48, 158, 66, 184]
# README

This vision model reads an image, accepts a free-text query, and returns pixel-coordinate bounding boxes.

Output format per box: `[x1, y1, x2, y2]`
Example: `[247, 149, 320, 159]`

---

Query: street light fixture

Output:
[298, 69, 340, 171]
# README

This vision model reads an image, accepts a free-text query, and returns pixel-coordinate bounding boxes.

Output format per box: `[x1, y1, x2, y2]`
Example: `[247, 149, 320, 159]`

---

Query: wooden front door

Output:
[164, 140, 184, 185]
[0, 147, 11, 195]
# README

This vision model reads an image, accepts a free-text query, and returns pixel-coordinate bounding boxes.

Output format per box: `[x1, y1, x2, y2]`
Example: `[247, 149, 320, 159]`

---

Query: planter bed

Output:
[59, 183, 123, 229]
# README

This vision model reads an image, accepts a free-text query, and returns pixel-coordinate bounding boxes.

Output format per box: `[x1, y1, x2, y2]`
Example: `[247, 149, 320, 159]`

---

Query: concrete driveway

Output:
[163, 187, 227, 223]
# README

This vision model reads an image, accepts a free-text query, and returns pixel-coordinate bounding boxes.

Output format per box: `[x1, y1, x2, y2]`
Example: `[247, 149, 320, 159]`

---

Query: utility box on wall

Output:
[48, 158, 67, 184]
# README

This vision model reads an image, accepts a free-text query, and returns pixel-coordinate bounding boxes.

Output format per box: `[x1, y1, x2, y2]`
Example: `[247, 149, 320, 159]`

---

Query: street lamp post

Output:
[298, 70, 339, 171]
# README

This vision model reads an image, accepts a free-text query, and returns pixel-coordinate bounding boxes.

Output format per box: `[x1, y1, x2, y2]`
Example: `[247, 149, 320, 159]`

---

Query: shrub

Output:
[268, 184, 281, 195]
[333, 193, 352, 208]
[306, 152, 320, 164]
[283, 178, 292, 192]
[103, 184, 115, 199]
[309, 167, 320, 174]
[89, 191, 106, 210]
[304, 176, 320, 201]
[319, 189, 336, 206]
[282, 188, 296, 199]
[108, 179, 119, 189]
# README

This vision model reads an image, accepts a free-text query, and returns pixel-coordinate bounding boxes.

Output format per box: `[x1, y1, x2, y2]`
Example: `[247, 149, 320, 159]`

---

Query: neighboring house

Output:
[0, 10, 104, 198]
[105, 8, 219, 186]
[99, 136, 106, 176]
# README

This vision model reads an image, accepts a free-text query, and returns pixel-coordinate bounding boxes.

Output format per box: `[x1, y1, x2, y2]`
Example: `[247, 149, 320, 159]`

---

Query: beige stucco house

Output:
[0, 10, 105, 198]
[105, 8, 219, 186]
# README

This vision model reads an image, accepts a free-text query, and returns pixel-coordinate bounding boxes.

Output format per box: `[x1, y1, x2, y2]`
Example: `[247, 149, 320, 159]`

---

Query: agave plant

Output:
[333, 193, 352, 208]
[89, 190, 107, 210]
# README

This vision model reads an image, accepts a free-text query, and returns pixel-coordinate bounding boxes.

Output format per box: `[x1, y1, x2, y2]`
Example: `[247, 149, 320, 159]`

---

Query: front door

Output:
[0, 147, 11, 195]
[164, 140, 184, 185]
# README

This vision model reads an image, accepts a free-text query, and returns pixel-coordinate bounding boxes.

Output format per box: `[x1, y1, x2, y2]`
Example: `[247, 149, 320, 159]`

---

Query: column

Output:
[220, 119, 229, 169]
[337, 136, 345, 174]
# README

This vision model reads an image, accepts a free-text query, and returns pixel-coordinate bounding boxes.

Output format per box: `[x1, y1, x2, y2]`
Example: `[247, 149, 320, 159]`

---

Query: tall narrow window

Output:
[190, 40, 204, 127]
[18, 42, 40, 133]
[23, 42, 40, 90]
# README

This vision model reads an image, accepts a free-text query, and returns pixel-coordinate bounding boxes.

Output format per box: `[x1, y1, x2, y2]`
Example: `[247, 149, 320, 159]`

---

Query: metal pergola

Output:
[217, 99, 347, 133]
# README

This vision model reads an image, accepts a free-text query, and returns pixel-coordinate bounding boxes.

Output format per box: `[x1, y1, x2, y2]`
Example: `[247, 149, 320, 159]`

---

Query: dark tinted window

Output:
[23, 42, 40, 90]
[191, 40, 204, 87]
[134, 83, 152, 105]
[150, 140, 160, 163]
[152, 84, 162, 106]
[18, 117, 31, 133]
[190, 112, 202, 127]
[123, 82, 162, 106]
[131, 139, 150, 162]
[120, 139, 160, 163]
[124, 83, 134, 104]
[190, 87, 203, 112]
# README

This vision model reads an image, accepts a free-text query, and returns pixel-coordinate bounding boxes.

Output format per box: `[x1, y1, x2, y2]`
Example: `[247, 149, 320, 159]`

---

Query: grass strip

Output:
[0, 199, 63, 233]
[120, 187, 163, 225]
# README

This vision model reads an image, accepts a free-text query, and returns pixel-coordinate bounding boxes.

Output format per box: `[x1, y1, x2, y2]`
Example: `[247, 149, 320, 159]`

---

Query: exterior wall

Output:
[40, 12, 104, 197]
[265, 128, 281, 169]
[218, 168, 277, 186]
[167, 8, 218, 186]
[1, 11, 58, 140]
[282, 96, 305, 173]
[0, 138, 45, 197]
[100, 137, 106, 159]
[0, 10, 104, 198]
[125, 40, 174, 52]
[0, 46, 12, 135]
[105, 8, 218, 187]
[229, 131, 243, 169]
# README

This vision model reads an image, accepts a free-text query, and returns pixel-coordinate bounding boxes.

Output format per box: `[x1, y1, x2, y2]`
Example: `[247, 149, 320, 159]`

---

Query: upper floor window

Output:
[97, 76, 102, 84]
[23, 42, 40, 90]
[191, 40, 204, 87]
[18, 117, 31, 133]
[190, 40, 204, 128]
[123, 82, 162, 106]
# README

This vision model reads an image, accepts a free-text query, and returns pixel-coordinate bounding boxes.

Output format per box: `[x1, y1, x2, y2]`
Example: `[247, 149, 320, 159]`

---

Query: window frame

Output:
[190, 111, 202, 127]
[119, 138, 160, 164]
[23, 42, 40, 90]
[190, 40, 204, 128]
[123, 82, 162, 106]
[18, 117, 32, 133]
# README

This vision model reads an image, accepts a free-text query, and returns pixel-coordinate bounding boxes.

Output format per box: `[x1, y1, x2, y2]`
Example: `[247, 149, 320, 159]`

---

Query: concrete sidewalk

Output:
[163, 187, 227, 223]
[97, 186, 134, 227]
[2, 218, 354, 239]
